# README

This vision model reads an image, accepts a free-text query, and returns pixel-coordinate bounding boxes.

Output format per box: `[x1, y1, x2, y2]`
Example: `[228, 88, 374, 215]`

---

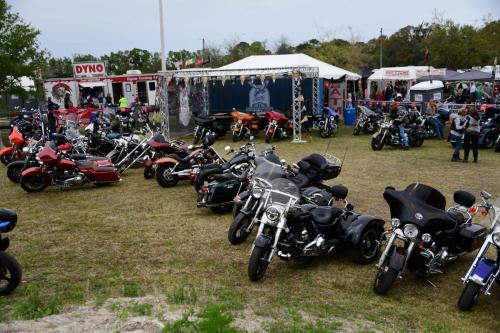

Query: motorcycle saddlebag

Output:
[0, 209, 17, 233]
[457, 223, 487, 252]
[93, 166, 121, 182]
[207, 180, 246, 205]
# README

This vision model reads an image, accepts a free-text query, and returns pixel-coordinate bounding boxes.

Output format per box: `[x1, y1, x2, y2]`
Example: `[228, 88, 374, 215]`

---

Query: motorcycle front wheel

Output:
[371, 135, 385, 151]
[248, 245, 271, 281]
[0, 251, 22, 296]
[228, 212, 252, 245]
[232, 133, 240, 142]
[155, 163, 179, 187]
[0, 154, 13, 166]
[6, 161, 25, 183]
[320, 128, 332, 138]
[353, 126, 361, 136]
[20, 174, 47, 193]
[457, 281, 481, 311]
[373, 265, 398, 295]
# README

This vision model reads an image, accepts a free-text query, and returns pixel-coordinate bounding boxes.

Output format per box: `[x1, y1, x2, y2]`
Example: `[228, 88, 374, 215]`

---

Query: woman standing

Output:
[463, 106, 480, 163]
[450, 108, 467, 162]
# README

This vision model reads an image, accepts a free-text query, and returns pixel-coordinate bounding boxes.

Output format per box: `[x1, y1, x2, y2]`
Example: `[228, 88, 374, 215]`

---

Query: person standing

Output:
[118, 95, 127, 115]
[463, 106, 480, 163]
[450, 108, 467, 162]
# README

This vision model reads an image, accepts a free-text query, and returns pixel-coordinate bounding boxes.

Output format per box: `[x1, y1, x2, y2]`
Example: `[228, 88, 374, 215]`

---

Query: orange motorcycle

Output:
[0, 127, 28, 165]
[231, 110, 259, 142]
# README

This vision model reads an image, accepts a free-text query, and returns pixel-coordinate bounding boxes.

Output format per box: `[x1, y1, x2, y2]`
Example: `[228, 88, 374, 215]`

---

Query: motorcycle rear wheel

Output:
[373, 265, 398, 295]
[20, 174, 47, 193]
[351, 225, 382, 264]
[410, 137, 424, 148]
[0, 251, 22, 296]
[155, 163, 179, 187]
[371, 136, 384, 151]
[457, 281, 481, 311]
[228, 212, 252, 245]
[6, 161, 25, 183]
[248, 245, 271, 282]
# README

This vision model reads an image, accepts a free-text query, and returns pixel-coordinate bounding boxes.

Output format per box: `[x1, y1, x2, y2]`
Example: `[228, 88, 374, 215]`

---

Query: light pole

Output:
[158, 0, 169, 139]
[159, 0, 166, 73]
[379, 28, 383, 68]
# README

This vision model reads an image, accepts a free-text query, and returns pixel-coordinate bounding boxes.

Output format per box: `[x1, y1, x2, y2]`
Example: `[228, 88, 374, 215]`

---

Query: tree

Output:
[0, 0, 45, 96]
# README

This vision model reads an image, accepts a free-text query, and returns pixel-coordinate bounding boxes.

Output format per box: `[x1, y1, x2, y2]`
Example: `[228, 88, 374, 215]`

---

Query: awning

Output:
[79, 81, 105, 88]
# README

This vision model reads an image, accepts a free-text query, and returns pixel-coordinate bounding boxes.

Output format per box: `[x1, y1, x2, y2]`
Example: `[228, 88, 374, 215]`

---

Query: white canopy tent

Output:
[218, 53, 361, 80]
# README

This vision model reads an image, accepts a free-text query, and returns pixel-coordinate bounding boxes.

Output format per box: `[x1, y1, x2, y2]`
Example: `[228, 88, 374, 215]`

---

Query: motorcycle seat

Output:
[288, 173, 310, 189]
[213, 173, 238, 181]
[310, 206, 343, 225]
[169, 153, 191, 164]
[152, 133, 167, 143]
[70, 154, 88, 160]
[75, 160, 94, 168]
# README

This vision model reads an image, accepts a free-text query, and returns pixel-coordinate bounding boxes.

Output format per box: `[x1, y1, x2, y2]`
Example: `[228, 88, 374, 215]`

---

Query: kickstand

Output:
[425, 279, 438, 289]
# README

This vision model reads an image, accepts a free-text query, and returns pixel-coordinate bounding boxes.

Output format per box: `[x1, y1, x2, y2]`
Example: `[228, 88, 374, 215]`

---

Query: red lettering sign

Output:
[73, 62, 106, 77]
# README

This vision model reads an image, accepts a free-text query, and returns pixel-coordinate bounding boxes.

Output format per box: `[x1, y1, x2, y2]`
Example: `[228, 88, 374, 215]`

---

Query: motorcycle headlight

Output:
[22, 147, 29, 153]
[422, 233, 432, 243]
[492, 233, 500, 247]
[403, 224, 419, 240]
[251, 182, 263, 198]
[266, 206, 281, 222]
[391, 218, 401, 228]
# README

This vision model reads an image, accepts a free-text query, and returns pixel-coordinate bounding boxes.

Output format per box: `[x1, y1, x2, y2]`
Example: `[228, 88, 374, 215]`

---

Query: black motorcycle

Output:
[373, 183, 487, 295]
[353, 106, 383, 135]
[0, 209, 22, 295]
[371, 118, 425, 150]
[193, 116, 215, 145]
[478, 113, 500, 149]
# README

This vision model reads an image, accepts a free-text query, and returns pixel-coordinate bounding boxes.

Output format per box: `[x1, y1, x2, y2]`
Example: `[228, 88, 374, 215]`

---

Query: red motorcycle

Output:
[264, 111, 293, 143]
[143, 134, 190, 179]
[0, 127, 28, 165]
[20, 142, 120, 193]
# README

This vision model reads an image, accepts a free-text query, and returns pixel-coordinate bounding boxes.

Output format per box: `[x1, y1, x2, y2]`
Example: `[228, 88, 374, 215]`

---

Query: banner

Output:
[416, 68, 446, 78]
[73, 62, 106, 77]
[383, 69, 410, 78]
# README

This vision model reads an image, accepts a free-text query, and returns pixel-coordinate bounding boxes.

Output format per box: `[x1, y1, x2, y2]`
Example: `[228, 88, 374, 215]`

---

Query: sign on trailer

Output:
[73, 62, 106, 77]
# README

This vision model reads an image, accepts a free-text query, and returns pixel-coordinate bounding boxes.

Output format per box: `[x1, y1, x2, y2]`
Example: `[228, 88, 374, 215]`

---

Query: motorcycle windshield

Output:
[479, 197, 500, 228]
[268, 178, 300, 205]
[254, 158, 284, 184]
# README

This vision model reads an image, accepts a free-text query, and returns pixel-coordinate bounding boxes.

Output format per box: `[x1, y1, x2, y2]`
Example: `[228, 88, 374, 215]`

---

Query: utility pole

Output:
[379, 28, 383, 68]
[159, 0, 166, 73]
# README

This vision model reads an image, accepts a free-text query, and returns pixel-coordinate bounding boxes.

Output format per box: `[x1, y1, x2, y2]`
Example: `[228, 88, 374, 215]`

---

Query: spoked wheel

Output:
[320, 128, 331, 138]
[228, 212, 252, 245]
[373, 265, 398, 295]
[248, 245, 271, 281]
[143, 166, 155, 179]
[457, 281, 482, 311]
[351, 226, 382, 264]
[6, 161, 25, 183]
[20, 174, 47, 193]
[371, 135, 384, 151]
[0, 252, 22, 296]
[155, 163, 179, 187]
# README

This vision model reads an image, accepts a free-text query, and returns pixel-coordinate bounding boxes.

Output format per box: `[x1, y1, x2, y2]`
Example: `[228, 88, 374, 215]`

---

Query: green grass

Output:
[0, 126, 499, 332]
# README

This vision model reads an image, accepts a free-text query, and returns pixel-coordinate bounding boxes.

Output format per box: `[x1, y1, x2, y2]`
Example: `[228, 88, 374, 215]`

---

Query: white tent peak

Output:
[410, 80, 444, 90]
[218, 53, 360, 80]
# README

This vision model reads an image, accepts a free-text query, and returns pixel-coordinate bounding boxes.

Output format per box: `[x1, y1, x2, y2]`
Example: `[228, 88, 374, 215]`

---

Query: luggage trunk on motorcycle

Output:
[207, 180, 246, 206]
[321, 163, 341, 180]
[457, 223, 486, 252]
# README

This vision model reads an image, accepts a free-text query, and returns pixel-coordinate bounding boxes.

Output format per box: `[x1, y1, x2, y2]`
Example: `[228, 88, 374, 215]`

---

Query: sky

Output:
[9, 0, 500, 58]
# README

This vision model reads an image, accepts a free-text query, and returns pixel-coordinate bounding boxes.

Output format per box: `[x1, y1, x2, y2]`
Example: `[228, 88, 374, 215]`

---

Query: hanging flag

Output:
[195, 58, 204, 65]
[424, 48, 431, 63]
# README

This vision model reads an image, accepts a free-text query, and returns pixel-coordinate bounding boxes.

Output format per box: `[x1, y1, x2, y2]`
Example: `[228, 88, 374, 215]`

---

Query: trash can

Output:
[344, 107, 355, 126]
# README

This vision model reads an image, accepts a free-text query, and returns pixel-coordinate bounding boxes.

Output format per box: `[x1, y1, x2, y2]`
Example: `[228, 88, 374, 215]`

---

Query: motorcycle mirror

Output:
[345, 203, 354, 211]
[224, 145, 231, 152]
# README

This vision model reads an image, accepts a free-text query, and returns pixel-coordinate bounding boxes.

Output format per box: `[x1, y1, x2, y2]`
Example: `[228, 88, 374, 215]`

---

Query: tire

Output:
[210, 205, 233, 214]
[353, 126, 360, 136]
[0, 251, 22, 296]
[410, 136, 424, 148]
[232, 133, 240, 142]
[248, 245, 271, 281]
[371, 135, 384, 151]
[320, 128, 331, 138]
[193, 133, 201, 145]
[232, 203, 242, 218]
[351, 226, 382, 264]
[20, 174, 47, 193]
[482, 135, 494, 149]
[265, 133, 273, 144]
[143, 166, 154, 179]
[495, 140, 500, 152]
[373, 265, 398, 295]
[228, 212, 252, 245]
[155, 163, 179, 188]
[6, 161, 25, 183]
[457, 281, 481, 311]
[0, 154, 13, 166]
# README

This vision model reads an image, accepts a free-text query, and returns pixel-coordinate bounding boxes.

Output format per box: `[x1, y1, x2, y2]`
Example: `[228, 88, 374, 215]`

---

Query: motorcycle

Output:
[371, 117, 425, 150]
[478, 114, 500, 149]
[0, 209, 21, 295]
[143, 135, 189, 179]
[20, 142, 120, 192]
[246, 185, 385, 281]
[373, 183, 487, 295]
[155, 134, 221, 188]
[457, 192, 500, 311]
[231, 110, 259, 142]
[318, 107, 338, 138]
[193, 116, 214, 145]
[264, 111, 293, 143]
[0, 126, 28, 165]
[353, 106, 382, 135]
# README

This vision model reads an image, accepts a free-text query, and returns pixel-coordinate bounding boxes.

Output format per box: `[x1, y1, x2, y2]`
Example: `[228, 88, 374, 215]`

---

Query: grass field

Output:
[0, 127, 499, 332]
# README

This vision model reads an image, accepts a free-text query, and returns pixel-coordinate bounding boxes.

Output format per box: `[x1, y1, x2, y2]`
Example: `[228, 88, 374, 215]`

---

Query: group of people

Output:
[372, 81, 408, 101]
[450, 106, 481, 163]
[443, 82, 496, 104]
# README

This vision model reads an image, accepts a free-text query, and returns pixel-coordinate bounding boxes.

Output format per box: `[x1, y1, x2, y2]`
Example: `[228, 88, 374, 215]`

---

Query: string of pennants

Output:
[164, 71, 300, 87]
[174, 57, 210, 69]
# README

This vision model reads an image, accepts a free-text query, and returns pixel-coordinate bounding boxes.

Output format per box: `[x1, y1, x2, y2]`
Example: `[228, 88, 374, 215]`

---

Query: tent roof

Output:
[410, 80, 444, 91]
[218, 53, 361, 80]
[447, 69, 493, 81]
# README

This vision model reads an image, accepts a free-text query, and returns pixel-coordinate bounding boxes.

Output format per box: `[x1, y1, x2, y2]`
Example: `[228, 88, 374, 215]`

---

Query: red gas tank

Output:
[57, 158, 76, 170]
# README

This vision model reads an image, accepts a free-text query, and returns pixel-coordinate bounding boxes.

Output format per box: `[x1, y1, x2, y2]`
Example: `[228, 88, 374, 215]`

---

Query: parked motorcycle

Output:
[373, 183, 487, 295]
[478, 114, 500, 149]
[231, 111, 259, 142]
[353, 106, 382, 135]
[0, 127, 28, 165]
[143, 135, 189, 179]
[264, 111, 293, 143]
[0, 209, 21, 295]
[155, 134, 221, 188]
[193, 116, 215, 145]
[457, 192, 500, 311]
[371, 118, 425, 150]
[318, 107, 338, 138]
[20, 142, 120, 192]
